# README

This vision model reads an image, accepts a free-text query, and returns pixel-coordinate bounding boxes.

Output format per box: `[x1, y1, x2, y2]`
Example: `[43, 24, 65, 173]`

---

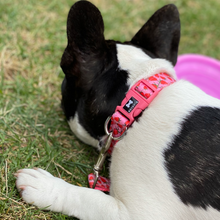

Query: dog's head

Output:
[60, 1, 180, 148]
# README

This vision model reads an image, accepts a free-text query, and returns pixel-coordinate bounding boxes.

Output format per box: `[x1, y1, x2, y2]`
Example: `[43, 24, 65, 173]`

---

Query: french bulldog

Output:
[15, 1, 220, 219]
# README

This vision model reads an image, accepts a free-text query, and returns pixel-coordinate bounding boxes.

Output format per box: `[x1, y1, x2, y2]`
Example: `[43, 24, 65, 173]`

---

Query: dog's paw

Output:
[15, 168, 69, 211]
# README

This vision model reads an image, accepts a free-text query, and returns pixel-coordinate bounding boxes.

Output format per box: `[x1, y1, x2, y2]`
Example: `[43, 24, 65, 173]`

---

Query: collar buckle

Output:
[116, 79, 160, 126]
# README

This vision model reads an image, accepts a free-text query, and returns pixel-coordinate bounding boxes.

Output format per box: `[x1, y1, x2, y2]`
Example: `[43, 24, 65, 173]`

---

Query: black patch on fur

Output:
[164, 107, 220, 211]
[61, 41, 129, 139]
[60, 1, 181, 140]
[60, 1, 129, 139]
[131, 4, 180, 65]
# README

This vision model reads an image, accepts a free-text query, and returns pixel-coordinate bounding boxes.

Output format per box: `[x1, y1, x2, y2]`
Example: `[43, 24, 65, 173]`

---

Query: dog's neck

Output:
[110, 72, 176, 138]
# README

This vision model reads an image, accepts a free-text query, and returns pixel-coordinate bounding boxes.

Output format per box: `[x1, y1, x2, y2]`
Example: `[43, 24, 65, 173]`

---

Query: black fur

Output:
[61, 41, 129, 139]
[164, 107, 220, 211]
[60, 1, 180, 140]
[60, 1, 130, 139]
[131, 4, 180, 66]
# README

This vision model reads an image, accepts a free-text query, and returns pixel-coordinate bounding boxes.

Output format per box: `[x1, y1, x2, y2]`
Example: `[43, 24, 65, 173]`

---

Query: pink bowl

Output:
[174, 54, 220, 99]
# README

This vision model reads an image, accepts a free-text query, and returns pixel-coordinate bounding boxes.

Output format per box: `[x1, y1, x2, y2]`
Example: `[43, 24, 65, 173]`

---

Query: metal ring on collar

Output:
[104, 116, 127, 141]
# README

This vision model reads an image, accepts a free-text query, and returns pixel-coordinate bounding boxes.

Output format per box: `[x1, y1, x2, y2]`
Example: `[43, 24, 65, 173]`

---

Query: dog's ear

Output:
[60, 1, 106, 89]
[131, 4, 180, 65]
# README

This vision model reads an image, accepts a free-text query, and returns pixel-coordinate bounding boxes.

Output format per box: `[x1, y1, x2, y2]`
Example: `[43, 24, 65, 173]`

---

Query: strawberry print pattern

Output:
[88, 173, 110, 192]
[135, 72, 175, 98]
[108, 112, 130, 154]
[88, 73, 175, 192]
[110, 112, 129, 137]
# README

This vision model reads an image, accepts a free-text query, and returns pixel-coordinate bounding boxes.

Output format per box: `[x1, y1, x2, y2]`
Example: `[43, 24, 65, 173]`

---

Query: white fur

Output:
[68, 113, 99, 148]
[116, 44, 177, 87]
[16, 44, 220, 219]
[110, 80, 220, 220]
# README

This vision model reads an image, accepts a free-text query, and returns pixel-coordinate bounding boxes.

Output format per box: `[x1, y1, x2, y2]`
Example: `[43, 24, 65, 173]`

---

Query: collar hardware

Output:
[92, 131, 113, 189]
[116, 79, 160, 127]
[92, 117, 127, 189]
[105, 116, 127, 140]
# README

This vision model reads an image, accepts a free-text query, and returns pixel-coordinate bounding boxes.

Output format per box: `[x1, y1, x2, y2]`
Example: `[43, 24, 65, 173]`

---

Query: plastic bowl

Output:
[174, 54, 220, 99]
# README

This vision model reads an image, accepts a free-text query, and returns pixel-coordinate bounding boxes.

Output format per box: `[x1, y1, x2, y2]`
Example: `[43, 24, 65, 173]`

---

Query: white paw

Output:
[15, 168, 69, 212]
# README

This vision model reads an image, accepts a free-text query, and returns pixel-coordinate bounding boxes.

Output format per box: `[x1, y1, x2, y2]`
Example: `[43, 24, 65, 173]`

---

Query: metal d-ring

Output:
[104, 116, 127, 141]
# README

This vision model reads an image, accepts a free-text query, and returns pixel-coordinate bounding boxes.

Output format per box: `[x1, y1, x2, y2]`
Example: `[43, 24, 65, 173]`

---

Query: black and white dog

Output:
[15, 1, 220, 219]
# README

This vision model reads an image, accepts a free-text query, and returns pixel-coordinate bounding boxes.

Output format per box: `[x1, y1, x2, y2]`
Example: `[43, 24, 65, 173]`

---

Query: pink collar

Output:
[88, 72, 175, 191]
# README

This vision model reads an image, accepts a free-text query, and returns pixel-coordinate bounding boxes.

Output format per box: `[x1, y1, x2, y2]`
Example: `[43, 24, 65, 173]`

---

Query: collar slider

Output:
[116, 79, 160, 126]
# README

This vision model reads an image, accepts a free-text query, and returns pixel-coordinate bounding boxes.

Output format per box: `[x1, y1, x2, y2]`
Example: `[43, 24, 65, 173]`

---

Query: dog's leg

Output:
[15, 168, 130, 220]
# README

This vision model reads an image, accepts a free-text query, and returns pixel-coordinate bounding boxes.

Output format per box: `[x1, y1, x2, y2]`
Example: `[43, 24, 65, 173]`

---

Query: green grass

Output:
[0, 0, 220, 219]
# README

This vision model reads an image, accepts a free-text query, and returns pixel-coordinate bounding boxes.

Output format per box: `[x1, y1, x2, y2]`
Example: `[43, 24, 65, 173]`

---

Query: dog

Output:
[15, 1, 220, 219]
